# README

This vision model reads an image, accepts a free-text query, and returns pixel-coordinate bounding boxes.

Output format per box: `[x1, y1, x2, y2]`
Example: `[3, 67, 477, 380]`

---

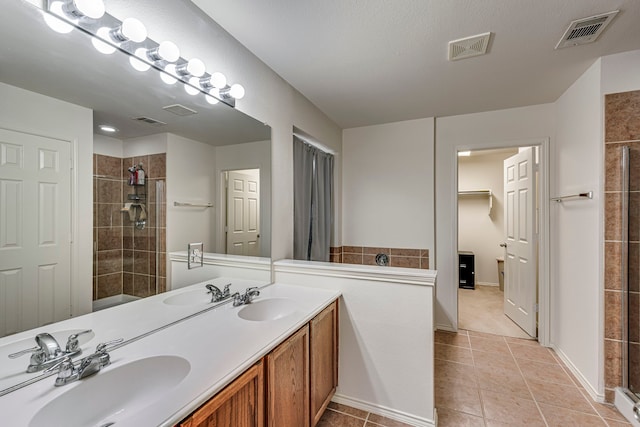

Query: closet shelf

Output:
[458, 189, 493, 216]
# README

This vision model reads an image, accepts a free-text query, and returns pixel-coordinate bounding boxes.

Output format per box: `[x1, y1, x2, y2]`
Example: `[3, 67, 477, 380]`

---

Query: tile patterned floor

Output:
[318, 329, 631, 426]
[318, 402, 414, 427]
[435, 329, 631, 426]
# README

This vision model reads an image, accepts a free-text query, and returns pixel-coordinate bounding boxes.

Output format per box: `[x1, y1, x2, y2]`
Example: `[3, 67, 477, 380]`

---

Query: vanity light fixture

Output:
[41, 0, 245, 107]
[146, 41, 180, 63]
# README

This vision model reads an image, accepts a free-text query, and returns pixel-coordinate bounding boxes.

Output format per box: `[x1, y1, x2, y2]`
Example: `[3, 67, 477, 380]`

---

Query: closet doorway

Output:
[457, 146, 540, 339]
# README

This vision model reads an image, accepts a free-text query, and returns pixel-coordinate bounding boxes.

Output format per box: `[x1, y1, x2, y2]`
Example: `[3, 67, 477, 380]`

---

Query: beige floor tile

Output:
[538, 403, 607, 427]
[469, 335, 511, 354]
[517, 358, 575, 385]
[435, 330, 471, 348]
[476, 367, 533, 399]
[473, 348, 519, 373]
[527, 378, 597, 414]
[366, 413, 414, 427]
[327, 402, 368, 419]
[592, 402, 630, 422]
[435, 343, 474, 365]
[509, 342, 559, 364]
[435, 359, 478, 387]
[435, 378, 483, 416]
[436, 408, 485, 427]
[467, 329, 508, 340]
[459, 286, 532, 339]
[480, 389, 545, 426]
[505, 335, 539, 346]
[318, 409, 366, 427]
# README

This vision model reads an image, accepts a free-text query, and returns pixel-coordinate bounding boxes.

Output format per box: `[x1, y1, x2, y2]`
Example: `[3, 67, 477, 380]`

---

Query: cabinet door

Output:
[180, 361, 264, 427]
[310, 301, 338, 426]
[266, 324, 310, 427]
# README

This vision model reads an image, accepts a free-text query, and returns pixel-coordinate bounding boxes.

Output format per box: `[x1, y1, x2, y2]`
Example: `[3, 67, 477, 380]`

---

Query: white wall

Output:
[215, 140, 271, 256]
[342, 118, 435, 250]
[0, 82, 94, 316]
[122, 134, 168, 157]
[94, 134, 124, 158]
[166, 133, 217, 256]
[435, 104, 555, 331]
[601, 50, 640, 95]
[552, 59, 603, 399]
[458, 150, 517, 285]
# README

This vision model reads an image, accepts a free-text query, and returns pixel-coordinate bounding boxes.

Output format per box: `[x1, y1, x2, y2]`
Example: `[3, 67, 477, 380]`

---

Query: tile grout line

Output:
[505, 337, 551, 427]
[467, 334, 490, 427]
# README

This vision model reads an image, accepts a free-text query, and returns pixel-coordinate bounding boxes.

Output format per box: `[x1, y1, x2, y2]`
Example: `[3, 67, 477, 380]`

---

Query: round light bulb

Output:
[91, 27, 116, 54]
[229, 84, 245, 100]
[158, 41, 180, 62]
[186, 58, 206, 77]
[44, 1, 74, 34]
[185, 77, 200, 95]
[66, 0, 105, 19]
[210, 72, 227, 89]
[205, 95, 219, 105]
[120, 17, 147, 43]
[129, 48, 151, 72]
[160, 64, 178, 85]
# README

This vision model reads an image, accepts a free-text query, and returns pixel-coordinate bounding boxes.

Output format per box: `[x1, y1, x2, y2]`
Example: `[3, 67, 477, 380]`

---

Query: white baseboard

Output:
[476, 281, 499, 287]
[552, 345, 603, 402]
[435, 323, 456, 332]
[332, 393, 436, 427]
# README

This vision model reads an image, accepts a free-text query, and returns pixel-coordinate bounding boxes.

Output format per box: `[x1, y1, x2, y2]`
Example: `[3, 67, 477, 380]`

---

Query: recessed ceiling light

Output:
[458, 151, 471, 157]
[99, 125, 118, 133]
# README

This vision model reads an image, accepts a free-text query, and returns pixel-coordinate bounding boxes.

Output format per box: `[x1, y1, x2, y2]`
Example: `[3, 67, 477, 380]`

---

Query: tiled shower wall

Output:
[604, 90, 640, 402]
[331, 246, 429, 269]
[93, 153, 167, 301]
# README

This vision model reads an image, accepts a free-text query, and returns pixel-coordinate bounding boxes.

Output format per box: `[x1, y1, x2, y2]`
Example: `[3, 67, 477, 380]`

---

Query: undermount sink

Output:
[163, 288, 211, 306]
[29, 355, 190, 427]
[237, 298, 298, 322]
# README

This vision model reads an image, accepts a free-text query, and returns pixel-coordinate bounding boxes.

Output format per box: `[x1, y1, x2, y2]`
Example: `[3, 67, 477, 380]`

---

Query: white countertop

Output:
[0, 282, 341, 426]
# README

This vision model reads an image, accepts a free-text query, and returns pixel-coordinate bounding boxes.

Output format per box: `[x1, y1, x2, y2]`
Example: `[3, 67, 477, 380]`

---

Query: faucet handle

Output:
[95, 338, 124, 353]
[44, 356, 73, 374]
[8, 346, 40, 359]
[65, 329, 92, 353]
[222, 283, 232, 295]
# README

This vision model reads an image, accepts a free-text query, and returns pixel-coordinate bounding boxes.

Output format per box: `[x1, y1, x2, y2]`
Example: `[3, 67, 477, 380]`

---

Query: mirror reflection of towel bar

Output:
[551, 191, 593, 202]
[174, 201, 214, 208]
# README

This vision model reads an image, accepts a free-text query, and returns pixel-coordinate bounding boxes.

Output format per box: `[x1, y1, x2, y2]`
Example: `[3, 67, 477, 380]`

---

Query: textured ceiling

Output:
[192, 0, 640, 128]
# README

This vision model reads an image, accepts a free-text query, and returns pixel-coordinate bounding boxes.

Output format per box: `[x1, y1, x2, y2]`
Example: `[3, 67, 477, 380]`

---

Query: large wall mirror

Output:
[0, 0, 271, 362]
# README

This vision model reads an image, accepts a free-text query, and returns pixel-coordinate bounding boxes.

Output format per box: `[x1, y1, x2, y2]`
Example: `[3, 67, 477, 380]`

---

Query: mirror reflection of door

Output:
[224, 169, 260, 256]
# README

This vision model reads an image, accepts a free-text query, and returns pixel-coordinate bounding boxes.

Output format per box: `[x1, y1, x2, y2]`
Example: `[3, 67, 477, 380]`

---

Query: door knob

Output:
[499, 243, 507, 247]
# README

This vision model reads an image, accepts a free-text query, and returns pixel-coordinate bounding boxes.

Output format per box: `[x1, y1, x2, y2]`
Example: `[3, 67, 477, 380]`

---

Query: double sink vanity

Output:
[0, 279, 340, 426]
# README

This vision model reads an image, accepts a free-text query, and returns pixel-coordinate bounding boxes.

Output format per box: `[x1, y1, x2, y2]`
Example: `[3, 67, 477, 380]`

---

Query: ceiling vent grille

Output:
[555, 10, 619, 49]
[163, 104, 198, 116]
[132, 116, 167, 126]
[448, 32, 492, 61]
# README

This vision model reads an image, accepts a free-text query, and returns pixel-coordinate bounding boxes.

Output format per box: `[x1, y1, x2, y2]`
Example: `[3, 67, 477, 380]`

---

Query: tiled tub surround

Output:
[331, 246, 430, 269]
[604, 90, 640, 402]
[93, 153, 167, 301]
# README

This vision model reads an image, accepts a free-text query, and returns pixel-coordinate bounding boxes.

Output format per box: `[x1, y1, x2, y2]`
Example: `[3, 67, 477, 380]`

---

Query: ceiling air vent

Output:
[448, 32, 492, 61]
[163, 104, 198, 116]
[555, 10, 619, 49]
[132, 116, 167, 126]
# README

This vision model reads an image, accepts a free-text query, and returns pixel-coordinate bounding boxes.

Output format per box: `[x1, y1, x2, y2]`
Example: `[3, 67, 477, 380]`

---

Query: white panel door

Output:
[503, 148, 537, 337]
[0, 128, 71, 337]
[226, 170, 260, 256]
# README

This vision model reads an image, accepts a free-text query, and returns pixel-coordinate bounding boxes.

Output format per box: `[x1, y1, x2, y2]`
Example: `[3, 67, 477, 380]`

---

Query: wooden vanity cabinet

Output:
[266, 324, 310, 427]
[179, 361, 264, 427]
[310, 301, 338, 427]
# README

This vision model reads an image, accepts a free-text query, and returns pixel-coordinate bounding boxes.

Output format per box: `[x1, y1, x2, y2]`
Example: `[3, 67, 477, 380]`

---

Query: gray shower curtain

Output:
[293, 136, 334, 261]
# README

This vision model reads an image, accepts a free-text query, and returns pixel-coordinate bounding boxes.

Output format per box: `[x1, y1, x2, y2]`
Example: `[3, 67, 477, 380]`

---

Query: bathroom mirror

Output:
[0, 0, 271, 386]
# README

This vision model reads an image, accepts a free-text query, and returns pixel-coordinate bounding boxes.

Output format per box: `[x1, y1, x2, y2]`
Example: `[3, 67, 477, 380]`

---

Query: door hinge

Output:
[535, 303, 539, 313]
[224, 226, 228, 233]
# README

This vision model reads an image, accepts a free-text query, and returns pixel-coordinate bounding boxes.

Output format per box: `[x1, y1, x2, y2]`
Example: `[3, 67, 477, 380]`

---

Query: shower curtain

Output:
[293, 136, 334, 261]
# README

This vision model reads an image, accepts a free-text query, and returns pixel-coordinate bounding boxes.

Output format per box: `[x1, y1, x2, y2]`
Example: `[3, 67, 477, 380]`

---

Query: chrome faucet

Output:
[8, 330, 92, 373]
[232, 287, 261, 306]
[46, 338, 123, 387]
[205, 283, 232, 303]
